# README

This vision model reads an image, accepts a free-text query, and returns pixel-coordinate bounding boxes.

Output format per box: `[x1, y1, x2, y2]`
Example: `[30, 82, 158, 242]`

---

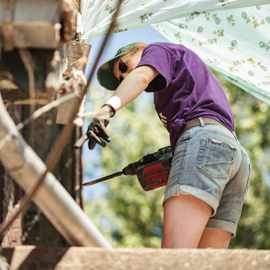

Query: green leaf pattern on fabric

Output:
[152, 5, 270, 104]
[174, 32, 182, 43]
[197, 26, 204, 33]
[219, 0, 230, 7]
[227, 15, 235, 26]
[141, 0, 154, 6]
[231, 40, 237, 46]
[259, 40, 270, 51]
[113, 28, 128, 33]
[207, 58, 220, 66]
[178, 23, 188, 29]
[140, 13, 154, 23]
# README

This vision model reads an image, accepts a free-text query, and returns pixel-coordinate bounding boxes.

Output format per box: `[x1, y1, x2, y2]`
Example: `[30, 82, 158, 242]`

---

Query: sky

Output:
[81, 25, 168, 200]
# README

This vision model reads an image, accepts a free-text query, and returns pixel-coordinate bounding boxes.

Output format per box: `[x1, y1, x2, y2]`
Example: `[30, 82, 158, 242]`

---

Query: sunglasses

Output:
[117, 52, 134, 83]
[118, 60, 128, 74]
[117, 60, 128, 83]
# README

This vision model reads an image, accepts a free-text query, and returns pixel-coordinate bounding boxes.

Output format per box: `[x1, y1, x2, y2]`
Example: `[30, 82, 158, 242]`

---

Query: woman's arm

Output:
[74, 65, 159, 149]
[106, 65, 159, 111]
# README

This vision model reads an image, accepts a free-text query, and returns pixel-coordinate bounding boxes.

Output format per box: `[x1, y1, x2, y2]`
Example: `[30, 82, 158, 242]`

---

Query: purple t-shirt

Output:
[136, 42, 234, 151]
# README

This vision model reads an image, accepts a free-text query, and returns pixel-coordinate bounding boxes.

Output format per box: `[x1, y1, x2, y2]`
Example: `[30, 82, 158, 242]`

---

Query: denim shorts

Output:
[163, 123, 251, 237]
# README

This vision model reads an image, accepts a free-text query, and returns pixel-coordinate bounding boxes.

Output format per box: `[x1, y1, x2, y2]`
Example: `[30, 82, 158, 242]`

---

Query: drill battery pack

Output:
[136, 156, 172, 191]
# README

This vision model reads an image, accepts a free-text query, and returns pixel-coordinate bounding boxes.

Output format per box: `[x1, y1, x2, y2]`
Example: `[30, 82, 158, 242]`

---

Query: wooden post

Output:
[56, 42, 91, 126]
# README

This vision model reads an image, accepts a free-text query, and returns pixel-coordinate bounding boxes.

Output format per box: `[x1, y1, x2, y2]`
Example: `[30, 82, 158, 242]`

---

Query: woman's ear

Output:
[140, 46, 146, 51]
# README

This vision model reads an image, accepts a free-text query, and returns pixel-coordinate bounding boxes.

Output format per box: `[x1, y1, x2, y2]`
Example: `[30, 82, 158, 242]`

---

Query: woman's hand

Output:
[75, 104, 115, 149]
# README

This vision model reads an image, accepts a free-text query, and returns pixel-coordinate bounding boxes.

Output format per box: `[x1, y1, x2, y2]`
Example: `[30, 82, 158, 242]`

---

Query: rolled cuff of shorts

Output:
[163, 184, 219, 216]
[206, 219, 237, 238]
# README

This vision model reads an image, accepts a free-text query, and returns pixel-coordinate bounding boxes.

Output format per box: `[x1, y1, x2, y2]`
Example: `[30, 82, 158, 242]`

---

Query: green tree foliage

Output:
[85, 75, 270, 249]
[84, 95, 168, 248]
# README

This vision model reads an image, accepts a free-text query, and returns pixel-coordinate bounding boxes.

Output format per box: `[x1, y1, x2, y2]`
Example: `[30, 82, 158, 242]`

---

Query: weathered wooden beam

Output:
[56, 42, 91, 125]
[66, 42, 91, 72]
[0, 95, 112, 248]
[0, 0, 62, 50]
[0, 0, 80, 104]
[10, 22, 61, 49]
[0, 0, 61, 22]
[0, 0, 80, 49]
[0, 83, 55, 105]
[1, 246, 270, 270]
[0, 46, 67, 104]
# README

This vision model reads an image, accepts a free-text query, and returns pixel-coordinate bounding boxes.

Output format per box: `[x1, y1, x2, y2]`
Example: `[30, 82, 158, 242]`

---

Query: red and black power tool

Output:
[83, 146, 172, 191]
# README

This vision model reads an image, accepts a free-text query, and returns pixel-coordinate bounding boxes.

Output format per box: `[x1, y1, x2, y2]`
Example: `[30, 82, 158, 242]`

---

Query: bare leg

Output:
[198, 228, 231, 249]
[161, 195, 212, 249]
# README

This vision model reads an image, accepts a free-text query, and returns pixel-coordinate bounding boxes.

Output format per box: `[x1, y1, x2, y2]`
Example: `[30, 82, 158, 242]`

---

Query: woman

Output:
[78, 42, 251, 249]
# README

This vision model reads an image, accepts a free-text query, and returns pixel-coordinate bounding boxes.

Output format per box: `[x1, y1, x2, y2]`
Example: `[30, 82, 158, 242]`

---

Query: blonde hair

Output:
[114, 42, 148, 62]
[122, 42, 148, 56]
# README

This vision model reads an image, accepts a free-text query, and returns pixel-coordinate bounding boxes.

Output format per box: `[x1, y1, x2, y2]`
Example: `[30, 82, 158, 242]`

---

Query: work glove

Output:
[74, 104, 115, 150]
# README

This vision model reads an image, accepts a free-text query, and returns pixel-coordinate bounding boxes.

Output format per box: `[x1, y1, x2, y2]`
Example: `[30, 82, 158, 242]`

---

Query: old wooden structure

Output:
[0, 0, 91, 247]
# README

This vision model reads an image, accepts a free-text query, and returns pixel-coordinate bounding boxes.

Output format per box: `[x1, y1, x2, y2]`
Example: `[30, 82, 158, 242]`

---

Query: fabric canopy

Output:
[81, 0, 270, 104]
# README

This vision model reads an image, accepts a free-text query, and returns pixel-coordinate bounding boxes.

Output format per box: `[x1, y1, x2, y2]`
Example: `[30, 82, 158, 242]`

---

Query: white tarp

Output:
[153, 5, 270, 104]
[81, 0, 270, 104]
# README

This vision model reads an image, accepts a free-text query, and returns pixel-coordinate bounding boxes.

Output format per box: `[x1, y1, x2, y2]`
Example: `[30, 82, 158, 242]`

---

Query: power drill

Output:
[83, 146, 172, 191]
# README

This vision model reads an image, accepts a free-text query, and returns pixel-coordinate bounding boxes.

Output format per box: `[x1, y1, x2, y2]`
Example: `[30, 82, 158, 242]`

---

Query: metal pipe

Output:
[0, 96, 112, 248]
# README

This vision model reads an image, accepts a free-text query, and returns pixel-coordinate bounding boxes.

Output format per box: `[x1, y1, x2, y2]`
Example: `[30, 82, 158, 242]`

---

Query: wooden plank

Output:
[56, 42, 90, 125]
[66, 42, 91, 72]
[0, 0, 60, 22]
[1, 246, 270, 270]
[0, 46, 67, 104]
[0, 82, 54, 105]
[0, 22, 61, 50]
[0, 0, 79, 103]
[0, 0, 79, 49]
[0, 48, 55, 88]
[12, 22, 61, 49]
[0, 0, 61, 50]
[21, 107, 82, 247]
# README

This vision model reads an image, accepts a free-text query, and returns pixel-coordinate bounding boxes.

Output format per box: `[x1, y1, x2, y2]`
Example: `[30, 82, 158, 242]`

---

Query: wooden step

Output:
[1, 246, 270, 270]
